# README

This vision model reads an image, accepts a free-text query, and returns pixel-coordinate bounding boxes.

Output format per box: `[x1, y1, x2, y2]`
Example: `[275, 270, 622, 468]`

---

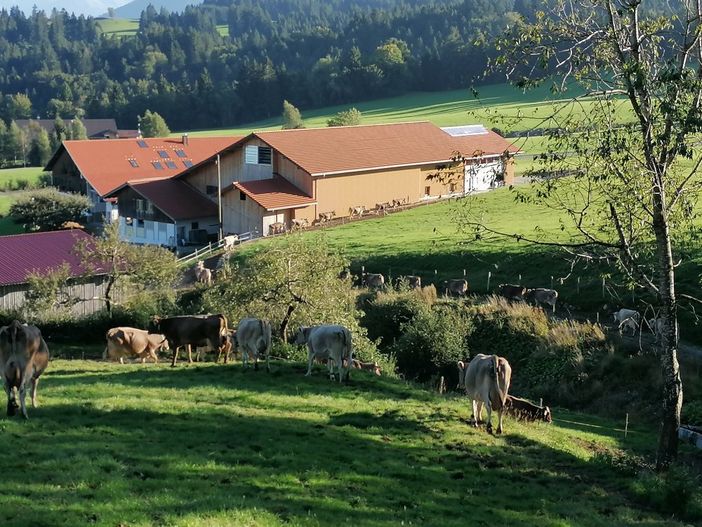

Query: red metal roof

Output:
[254, 122, 516, 176]
[127, 179, 219, 220]
[0, 230, 101, 286]
[224, 177, 316, 211]
[46, 136, 241, 197]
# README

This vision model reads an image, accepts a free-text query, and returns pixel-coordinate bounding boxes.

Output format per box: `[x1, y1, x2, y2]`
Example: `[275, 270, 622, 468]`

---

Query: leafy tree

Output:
[9, 189, 90, 231]
[76, 222, 180, 314]
[5, 93, 32, 120]
[28, 127, 51, 166]
[7, 121, 27, 165]
[69, 118, 87, 140]
[24, 263, 77, 320]
[477, 0, 702, 470]
[281, 99, 304, 129]
[139, 110, 170, 138]
[327, 107, 362, 127]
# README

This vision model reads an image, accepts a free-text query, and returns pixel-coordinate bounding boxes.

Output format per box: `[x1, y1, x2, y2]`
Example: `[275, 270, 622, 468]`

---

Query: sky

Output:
[0, 1, 130, 17]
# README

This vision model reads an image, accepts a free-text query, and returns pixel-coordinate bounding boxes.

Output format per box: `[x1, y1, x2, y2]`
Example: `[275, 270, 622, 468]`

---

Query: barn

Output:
[0, 229, 111, 315]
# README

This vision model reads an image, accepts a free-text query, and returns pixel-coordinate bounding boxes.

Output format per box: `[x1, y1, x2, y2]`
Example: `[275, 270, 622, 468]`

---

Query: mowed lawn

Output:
[0, 358, 695, 527]
[0, 193, 23, 235]
[0, 167, 46, 190]
[97, 18, 139, 37]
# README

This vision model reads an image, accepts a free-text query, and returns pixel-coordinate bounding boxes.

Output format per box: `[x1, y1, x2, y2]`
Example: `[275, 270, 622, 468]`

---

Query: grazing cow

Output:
[349, 206, 365, 218]
[498, 284, 528, 301]
[269, 222, 286, 235]
[60, 221, 84, 230]
[104, 327, 169, 364]
[338, 269, 351, 281]
[193, 328, 237, 363]
[318, 211, 336, 223]
[352, 359, 382, 376]
[194, 261, 213, 286]
[443, 279, 469, 297]
[392, 198, 407, 208]
[612, 308, 640, 335]
[151, 314, 228, 367]
[526, 288, 558, 313]
[291, 218, 310, 230]
[406, 275, 421, 289]
[374, 202, 391, 215]
[504, 395, 552, 423]
[457, 354, 512, 434]
[222, 234, 239, 250]
[0, 321, 50, 419]
[294, 325, 353, 382]
[236, 318, 272, 371]
[365, 273, 385, 289]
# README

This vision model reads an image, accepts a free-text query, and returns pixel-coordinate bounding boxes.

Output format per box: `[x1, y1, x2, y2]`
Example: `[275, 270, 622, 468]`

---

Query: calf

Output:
[194, 261, 213, 286]
[0, 321, 50, 419]
[269, 222, 286, 235]
[457, 354, 511, 434]
[352, 359, 382, 376]
[365, 273, 385, 289]
[295, 324, 353, 382]
[526, 288, 558, 313]
[291, 218, 309, 230]
[498, 284, 527, 301]
[443, 279, 469, 297]
[612, 308, 640, 335]
[151, 314, 228, 367]
[504, 395, 552, 423]
[349, 206, 365, 218]
[318, 211, 336, 223]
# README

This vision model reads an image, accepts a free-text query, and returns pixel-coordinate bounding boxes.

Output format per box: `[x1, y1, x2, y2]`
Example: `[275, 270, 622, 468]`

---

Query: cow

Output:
[222, 234, 239, 250]
[294, 324, 353, 382]
[0, 321, 49, 419]
[612, 308, 640, 335]
[443, 279, 469, 297]
[365, 273, 385, 289]
[457, 354, 512, 434]
[349, 206, 365, 218]
[318, 211, 336, 223]
[192, 328, 237, 363]
[103, 327, 169, 364]
[60, 221, 84, 230]
[406, 275, 421, 289]
[269, 222, 286, 235]
[151, 314, 228, 367]
[236, 318, 272, 371]
[504, 395, 552, 423]
[291, 218, 310, 230]
[526, 288, 558, 313]
[392, 198, 407, 208]
[498, 284, 528, 301]
[194, 261, 213, 286]
[374, 202, 391, 215]
[351, 359, 382, 376]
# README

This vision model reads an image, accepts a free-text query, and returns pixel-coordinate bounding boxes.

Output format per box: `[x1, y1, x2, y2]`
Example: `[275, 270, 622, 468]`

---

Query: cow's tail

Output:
[343, 327, 353, 381]
[493, 355, 508, 410]
[457, 360, 466, 390]
[263, 319, 272, 372]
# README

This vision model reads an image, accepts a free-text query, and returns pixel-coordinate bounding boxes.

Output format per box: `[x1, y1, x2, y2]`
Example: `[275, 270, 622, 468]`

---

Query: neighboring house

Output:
[178, 121, 517, 236]
[0, 229, 110, 316]
[44, 135, 240, 222]
[15, 118, 135, 140]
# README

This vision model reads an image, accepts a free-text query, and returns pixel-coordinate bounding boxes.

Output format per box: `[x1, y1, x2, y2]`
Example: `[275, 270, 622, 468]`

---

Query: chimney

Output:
[182, 133, 189, 145]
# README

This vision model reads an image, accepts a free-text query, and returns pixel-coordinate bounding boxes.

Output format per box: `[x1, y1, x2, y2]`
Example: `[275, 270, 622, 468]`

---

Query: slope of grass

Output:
[0, 166, 46, 190]
[97, 18, 139, 37]
[0, 358, 697, 526]
[0, 192, 26, 235]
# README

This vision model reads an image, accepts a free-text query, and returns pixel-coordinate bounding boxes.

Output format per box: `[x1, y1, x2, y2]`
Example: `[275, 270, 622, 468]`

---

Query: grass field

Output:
[1, 357, 698, 526]
[97, 18, 229, 38]
[0, 167, 46, 191]
[0, 191, 29, 235]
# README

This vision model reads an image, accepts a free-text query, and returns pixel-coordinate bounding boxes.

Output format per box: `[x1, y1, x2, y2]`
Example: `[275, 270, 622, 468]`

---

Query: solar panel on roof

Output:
[165, 160, 177, 169]
[137, 140, 148, 148]
[183, 160, 193, 168]
[441, 125, 489, 137]
[152, 161, 164, 170]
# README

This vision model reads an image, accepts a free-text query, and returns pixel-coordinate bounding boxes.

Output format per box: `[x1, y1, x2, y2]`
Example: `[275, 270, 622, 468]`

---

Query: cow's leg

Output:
[265, 348, 270, 373]
[5, 382, 16, 417]
[254, 352, 259, 371]
[187, 345, 194, 363]
[496, 409, 504, 435]
[305, 350, 314, 376]
[485, 398, 494, 434]
[150, 350, 159, 364]
[471, 400, 480, 427]
[18, 383, 28, 419]
[327, 356, 336, 381]
[171, 345, 179, 367]
[31, 377, 39, 408]
[119, 357, 125, 365]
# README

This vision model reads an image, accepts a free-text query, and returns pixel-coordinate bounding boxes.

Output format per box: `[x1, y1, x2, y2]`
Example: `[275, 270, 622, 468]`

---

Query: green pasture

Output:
[1, 358, 697, 526]
[0, 192, 25, 235]
[97, 18, 139, 37]
[0, 167, 47, 190]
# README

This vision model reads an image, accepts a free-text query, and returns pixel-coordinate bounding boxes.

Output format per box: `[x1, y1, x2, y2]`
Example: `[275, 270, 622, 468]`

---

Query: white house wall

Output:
[119, 217, 176, 247]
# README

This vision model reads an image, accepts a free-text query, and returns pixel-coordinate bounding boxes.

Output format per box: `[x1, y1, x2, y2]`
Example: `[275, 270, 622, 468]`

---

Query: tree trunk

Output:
[279, 304, 296, 343]
[104, 275, 116, 315]
[652, 200, 683, 471]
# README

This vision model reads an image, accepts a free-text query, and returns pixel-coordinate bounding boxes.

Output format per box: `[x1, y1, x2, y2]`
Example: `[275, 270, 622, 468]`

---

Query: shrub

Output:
[682, 400, 702, 426]
[632, 468, 702, 520]
[361, 289, 430, 350]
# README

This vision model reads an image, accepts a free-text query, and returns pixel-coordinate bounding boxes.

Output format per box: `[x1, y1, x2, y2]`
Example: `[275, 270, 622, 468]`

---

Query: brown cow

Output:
[457, 354, 512, 434]
[365, 273, 385, 289]
[443, 279, 469, 297]
[498, 284, 527, 301]
[351, 359, 382, 376]
[0, 321, 49, 418]
[269, 222, 287, 235]
[104, 327, 169, 364]
[151, 314, 228, 367]
[504, 395, 552, 423]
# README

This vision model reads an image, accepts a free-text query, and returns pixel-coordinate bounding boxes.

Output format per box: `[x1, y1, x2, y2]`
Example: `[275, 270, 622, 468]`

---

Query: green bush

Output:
[361, 289, 430, 350]
[632, 468, 702, 520]
[682, 400, 702, 426]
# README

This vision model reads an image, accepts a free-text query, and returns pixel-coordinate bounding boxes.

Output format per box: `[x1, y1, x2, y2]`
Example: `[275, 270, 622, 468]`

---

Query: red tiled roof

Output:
[449, 129, 520, 158]
[254, 122, 516, 176]
[127, 179, 219, 220]
[224, 177, 316, 211]
[45, 136, 241, 197]
[0, 230, 101, 286]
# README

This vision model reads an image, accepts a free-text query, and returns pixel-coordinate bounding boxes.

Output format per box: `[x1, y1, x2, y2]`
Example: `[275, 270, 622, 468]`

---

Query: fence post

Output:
[602, 276, 606, 298]
[596, 312, 600, 324]
[518, 274, 522, 285]
[550, 275, 554, 289]
[625, 413, 629, 438]
[577, 276, 580, 295]
[487, 271, 491, 291]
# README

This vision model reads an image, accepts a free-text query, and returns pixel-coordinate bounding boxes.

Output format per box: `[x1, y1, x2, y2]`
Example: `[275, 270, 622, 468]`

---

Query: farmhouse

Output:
[0, 229, 110, 315]
[177, 121, 517, 236]
[44, 135, 240, 222]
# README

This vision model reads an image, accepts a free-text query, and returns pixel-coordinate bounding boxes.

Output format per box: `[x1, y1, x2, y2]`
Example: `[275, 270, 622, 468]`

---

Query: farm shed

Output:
[0, 229, 111, 316]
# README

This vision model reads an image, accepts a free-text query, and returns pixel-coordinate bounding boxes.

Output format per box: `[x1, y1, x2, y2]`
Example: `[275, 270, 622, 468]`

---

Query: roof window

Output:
[183, 160, 193, 168]
[165, 160, 177, 169]
[152, 161, 164, 170]
[157, 150, 170, 159]
[137, 140, 148, 148]
[128, 159, 139, 167]
[175, 149, 187, 158]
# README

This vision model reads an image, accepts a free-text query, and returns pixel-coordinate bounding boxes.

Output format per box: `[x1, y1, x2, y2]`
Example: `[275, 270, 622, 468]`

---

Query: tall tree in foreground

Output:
[477, 0, 702, 470]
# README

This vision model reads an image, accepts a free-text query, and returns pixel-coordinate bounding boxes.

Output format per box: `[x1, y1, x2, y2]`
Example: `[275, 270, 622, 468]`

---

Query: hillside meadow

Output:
[1, 357, 699, 527]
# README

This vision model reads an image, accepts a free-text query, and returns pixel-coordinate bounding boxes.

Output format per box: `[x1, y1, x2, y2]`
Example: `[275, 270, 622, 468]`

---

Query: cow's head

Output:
[149, 316, 162, 334]
[371, 361, 382, 376]
[541, 406, 553, 423]
[293, 326, 311, 345]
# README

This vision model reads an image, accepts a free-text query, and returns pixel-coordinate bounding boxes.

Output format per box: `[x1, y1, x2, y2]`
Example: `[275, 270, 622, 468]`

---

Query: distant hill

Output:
[110, 0, 203, 18]
[0, 0, 128, 17]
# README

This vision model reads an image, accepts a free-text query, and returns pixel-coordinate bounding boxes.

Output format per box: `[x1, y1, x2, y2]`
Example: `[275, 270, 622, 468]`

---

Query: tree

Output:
[5, 93, 32, 120]
[473, 0, 702, 470]
[24, 263, 77, 320]
[139, 110, 170, 138]
[76, 222, 179, 314]
[9, 189, 90, 231]
[28, 127, 51, 167]
[7, 121, 27, 166]
[281, 100, 304, 129]
[327, 107, 362, 127]
[69, 118, 87, 140]
[50, 116, 67, 151]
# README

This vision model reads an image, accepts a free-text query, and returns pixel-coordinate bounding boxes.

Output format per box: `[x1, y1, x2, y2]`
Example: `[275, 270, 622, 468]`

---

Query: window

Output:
[135, 199, 144, 212]
[183, 160, 193, 168]
[175, 149, 187, 158]
[128, 159, 139, 168]
[152, 161, 164, 170]
[191, 221, 199, 230]
[165, 160, 177, 169]
[245, 145, 272, 165]
[146, 201, 154, 214]
[157, 150, 170, 159]
[137, 140, 148, 148]
[240, 191, 247, 201]
[424, 186, 431, 196]
[206, 185, 218, 195]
